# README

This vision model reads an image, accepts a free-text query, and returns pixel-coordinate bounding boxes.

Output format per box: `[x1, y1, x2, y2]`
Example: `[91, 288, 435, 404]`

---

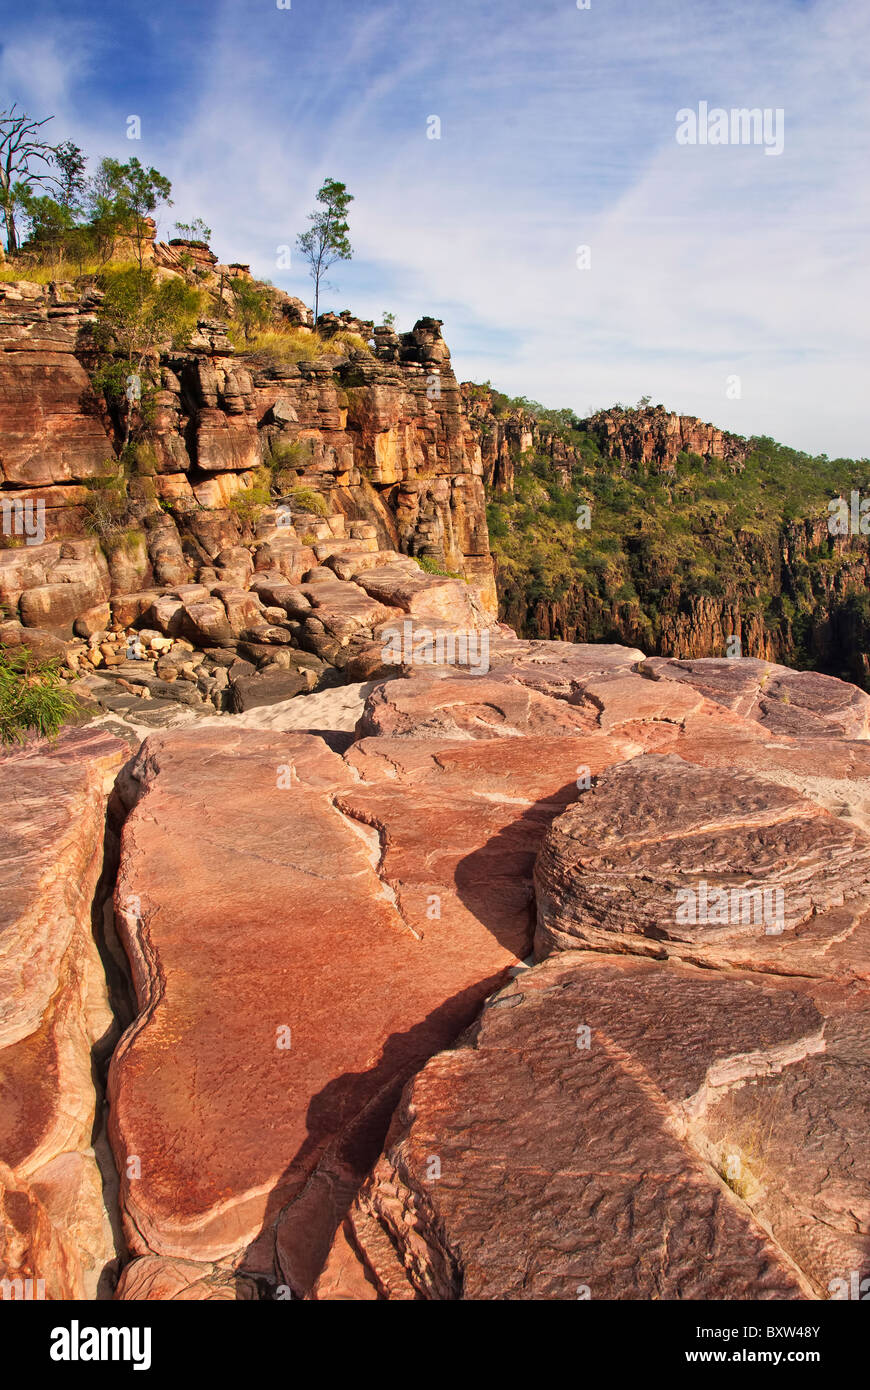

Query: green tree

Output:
[174, 217, 212, 245]
[53, 140, 87, 211]
[13, 186, 77, 265]
[93, 156, 173, 267]
[229, 276, 275, 342]
[295, 178, 354, 326]
[84, 183, 130, 266]
[94, 266, 202, 445]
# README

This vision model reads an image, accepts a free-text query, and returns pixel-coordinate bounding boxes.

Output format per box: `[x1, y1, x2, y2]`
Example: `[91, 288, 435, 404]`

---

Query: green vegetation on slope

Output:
[483, 395, 870, 678]
[0, 648, 80, 744]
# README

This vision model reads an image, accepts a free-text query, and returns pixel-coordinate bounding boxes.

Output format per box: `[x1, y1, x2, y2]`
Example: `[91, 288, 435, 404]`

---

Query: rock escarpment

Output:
[0, 277, 495, 639]
[580, 404, 750, 474]
[471, 389, 870, 685]
[1, 273, 504, 734]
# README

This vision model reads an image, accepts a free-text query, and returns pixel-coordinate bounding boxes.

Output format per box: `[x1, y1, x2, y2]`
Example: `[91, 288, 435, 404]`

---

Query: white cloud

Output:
[2, 0, 867, 454]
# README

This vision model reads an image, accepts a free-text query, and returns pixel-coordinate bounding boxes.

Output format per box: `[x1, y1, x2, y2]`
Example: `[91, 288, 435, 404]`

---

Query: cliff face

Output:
[580, 404, 750, 473]
[2, 263, 867, 692]
[462, 383, 584, 491]
[0, 279, 496, 632]
[471, 394, 870, 686]
[511, 516, 870, 675]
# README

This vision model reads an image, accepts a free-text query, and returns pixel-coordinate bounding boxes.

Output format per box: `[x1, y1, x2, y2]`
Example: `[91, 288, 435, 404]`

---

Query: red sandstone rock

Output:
[643, 656, 870, 740]
[534, 752, 870, 979]
[356, 671, 601, 740]
[115, 1254, 258, 1301]
[353, 563, 482, 629]
[0, 351, 113, 487]
[108, 728, 537, 1293]
[314, 955, 819, 1300]
[5, 636, 870, 1305]
[0, 728, 129, 1300]
[0, 1161, 82, 1301]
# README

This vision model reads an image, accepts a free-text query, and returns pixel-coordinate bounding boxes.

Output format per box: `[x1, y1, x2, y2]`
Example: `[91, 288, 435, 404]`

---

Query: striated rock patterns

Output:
[2, 630, 868, 1301]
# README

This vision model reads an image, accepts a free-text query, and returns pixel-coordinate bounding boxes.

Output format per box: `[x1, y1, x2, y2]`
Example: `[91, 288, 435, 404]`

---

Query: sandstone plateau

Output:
[2, 633, 868, 1302]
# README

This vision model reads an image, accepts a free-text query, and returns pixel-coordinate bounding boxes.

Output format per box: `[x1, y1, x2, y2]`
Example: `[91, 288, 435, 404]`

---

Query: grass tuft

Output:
[0, 648, 80, 744]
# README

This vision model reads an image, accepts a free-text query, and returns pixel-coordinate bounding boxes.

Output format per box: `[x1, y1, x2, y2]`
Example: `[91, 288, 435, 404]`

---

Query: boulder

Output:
[230, 667, 311, 711]
[74, 603, 112, 639]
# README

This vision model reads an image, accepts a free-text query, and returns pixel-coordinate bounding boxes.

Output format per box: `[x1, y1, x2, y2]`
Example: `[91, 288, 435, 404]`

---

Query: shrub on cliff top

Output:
[322, 329, 373, 358]
[288, 487, 328, 518]
[232, 326, 326, 364]
[0, 647, 80, 745]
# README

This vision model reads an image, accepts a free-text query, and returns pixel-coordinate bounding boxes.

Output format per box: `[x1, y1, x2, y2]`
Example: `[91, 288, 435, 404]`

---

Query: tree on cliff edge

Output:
[92, 157, 173, 268]
[295, 178, 354, 326]
[0, 105, 62, 253]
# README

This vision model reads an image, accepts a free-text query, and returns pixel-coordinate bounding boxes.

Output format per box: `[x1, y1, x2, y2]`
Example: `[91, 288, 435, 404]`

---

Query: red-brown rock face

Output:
[311, 652, 870, 1300]
[0, 728, 129, 1301]
[3, 608, 870, 1303]
[0, 283, 113, 501]
[315, 955, 823, 1300]
[581, 404, 750, 473]
[0, 282, 496, 628]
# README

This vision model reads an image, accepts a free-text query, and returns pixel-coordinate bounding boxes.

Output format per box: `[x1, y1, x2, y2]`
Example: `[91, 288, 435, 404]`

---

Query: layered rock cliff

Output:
[470, 390, 870, 685]
[0, 271, 496, 648]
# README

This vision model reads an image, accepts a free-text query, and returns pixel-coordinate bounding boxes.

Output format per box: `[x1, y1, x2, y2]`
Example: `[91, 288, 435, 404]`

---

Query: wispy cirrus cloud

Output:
[1, 0, 866, 455]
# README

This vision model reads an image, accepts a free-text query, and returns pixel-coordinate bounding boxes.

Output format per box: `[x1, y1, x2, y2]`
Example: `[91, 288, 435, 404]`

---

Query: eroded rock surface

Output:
[5, 646, 869, 1303]
[314, 956, 823, 1300]
[312, 658, 870, 1301]
[534, 752, 870, 975]
[107, 725, 552, 1294]
[0, 728, 128, 1300]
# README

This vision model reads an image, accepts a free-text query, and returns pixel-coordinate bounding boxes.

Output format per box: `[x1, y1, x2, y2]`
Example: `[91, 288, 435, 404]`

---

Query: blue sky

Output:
[2, 0, 867, 455]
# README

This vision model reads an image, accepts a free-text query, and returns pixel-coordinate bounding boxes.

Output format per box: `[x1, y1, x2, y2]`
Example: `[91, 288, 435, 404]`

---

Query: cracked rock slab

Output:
[642, 657, 870, 740]
[0, 728, 128, 1300]
[107, 727, 533, 1293]
[314, 954, 821, 1300]
[356, 672, 601, 740]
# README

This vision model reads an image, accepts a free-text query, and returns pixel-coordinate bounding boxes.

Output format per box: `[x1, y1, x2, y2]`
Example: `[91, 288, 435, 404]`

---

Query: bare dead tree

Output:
[0, 105, 61, 253]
